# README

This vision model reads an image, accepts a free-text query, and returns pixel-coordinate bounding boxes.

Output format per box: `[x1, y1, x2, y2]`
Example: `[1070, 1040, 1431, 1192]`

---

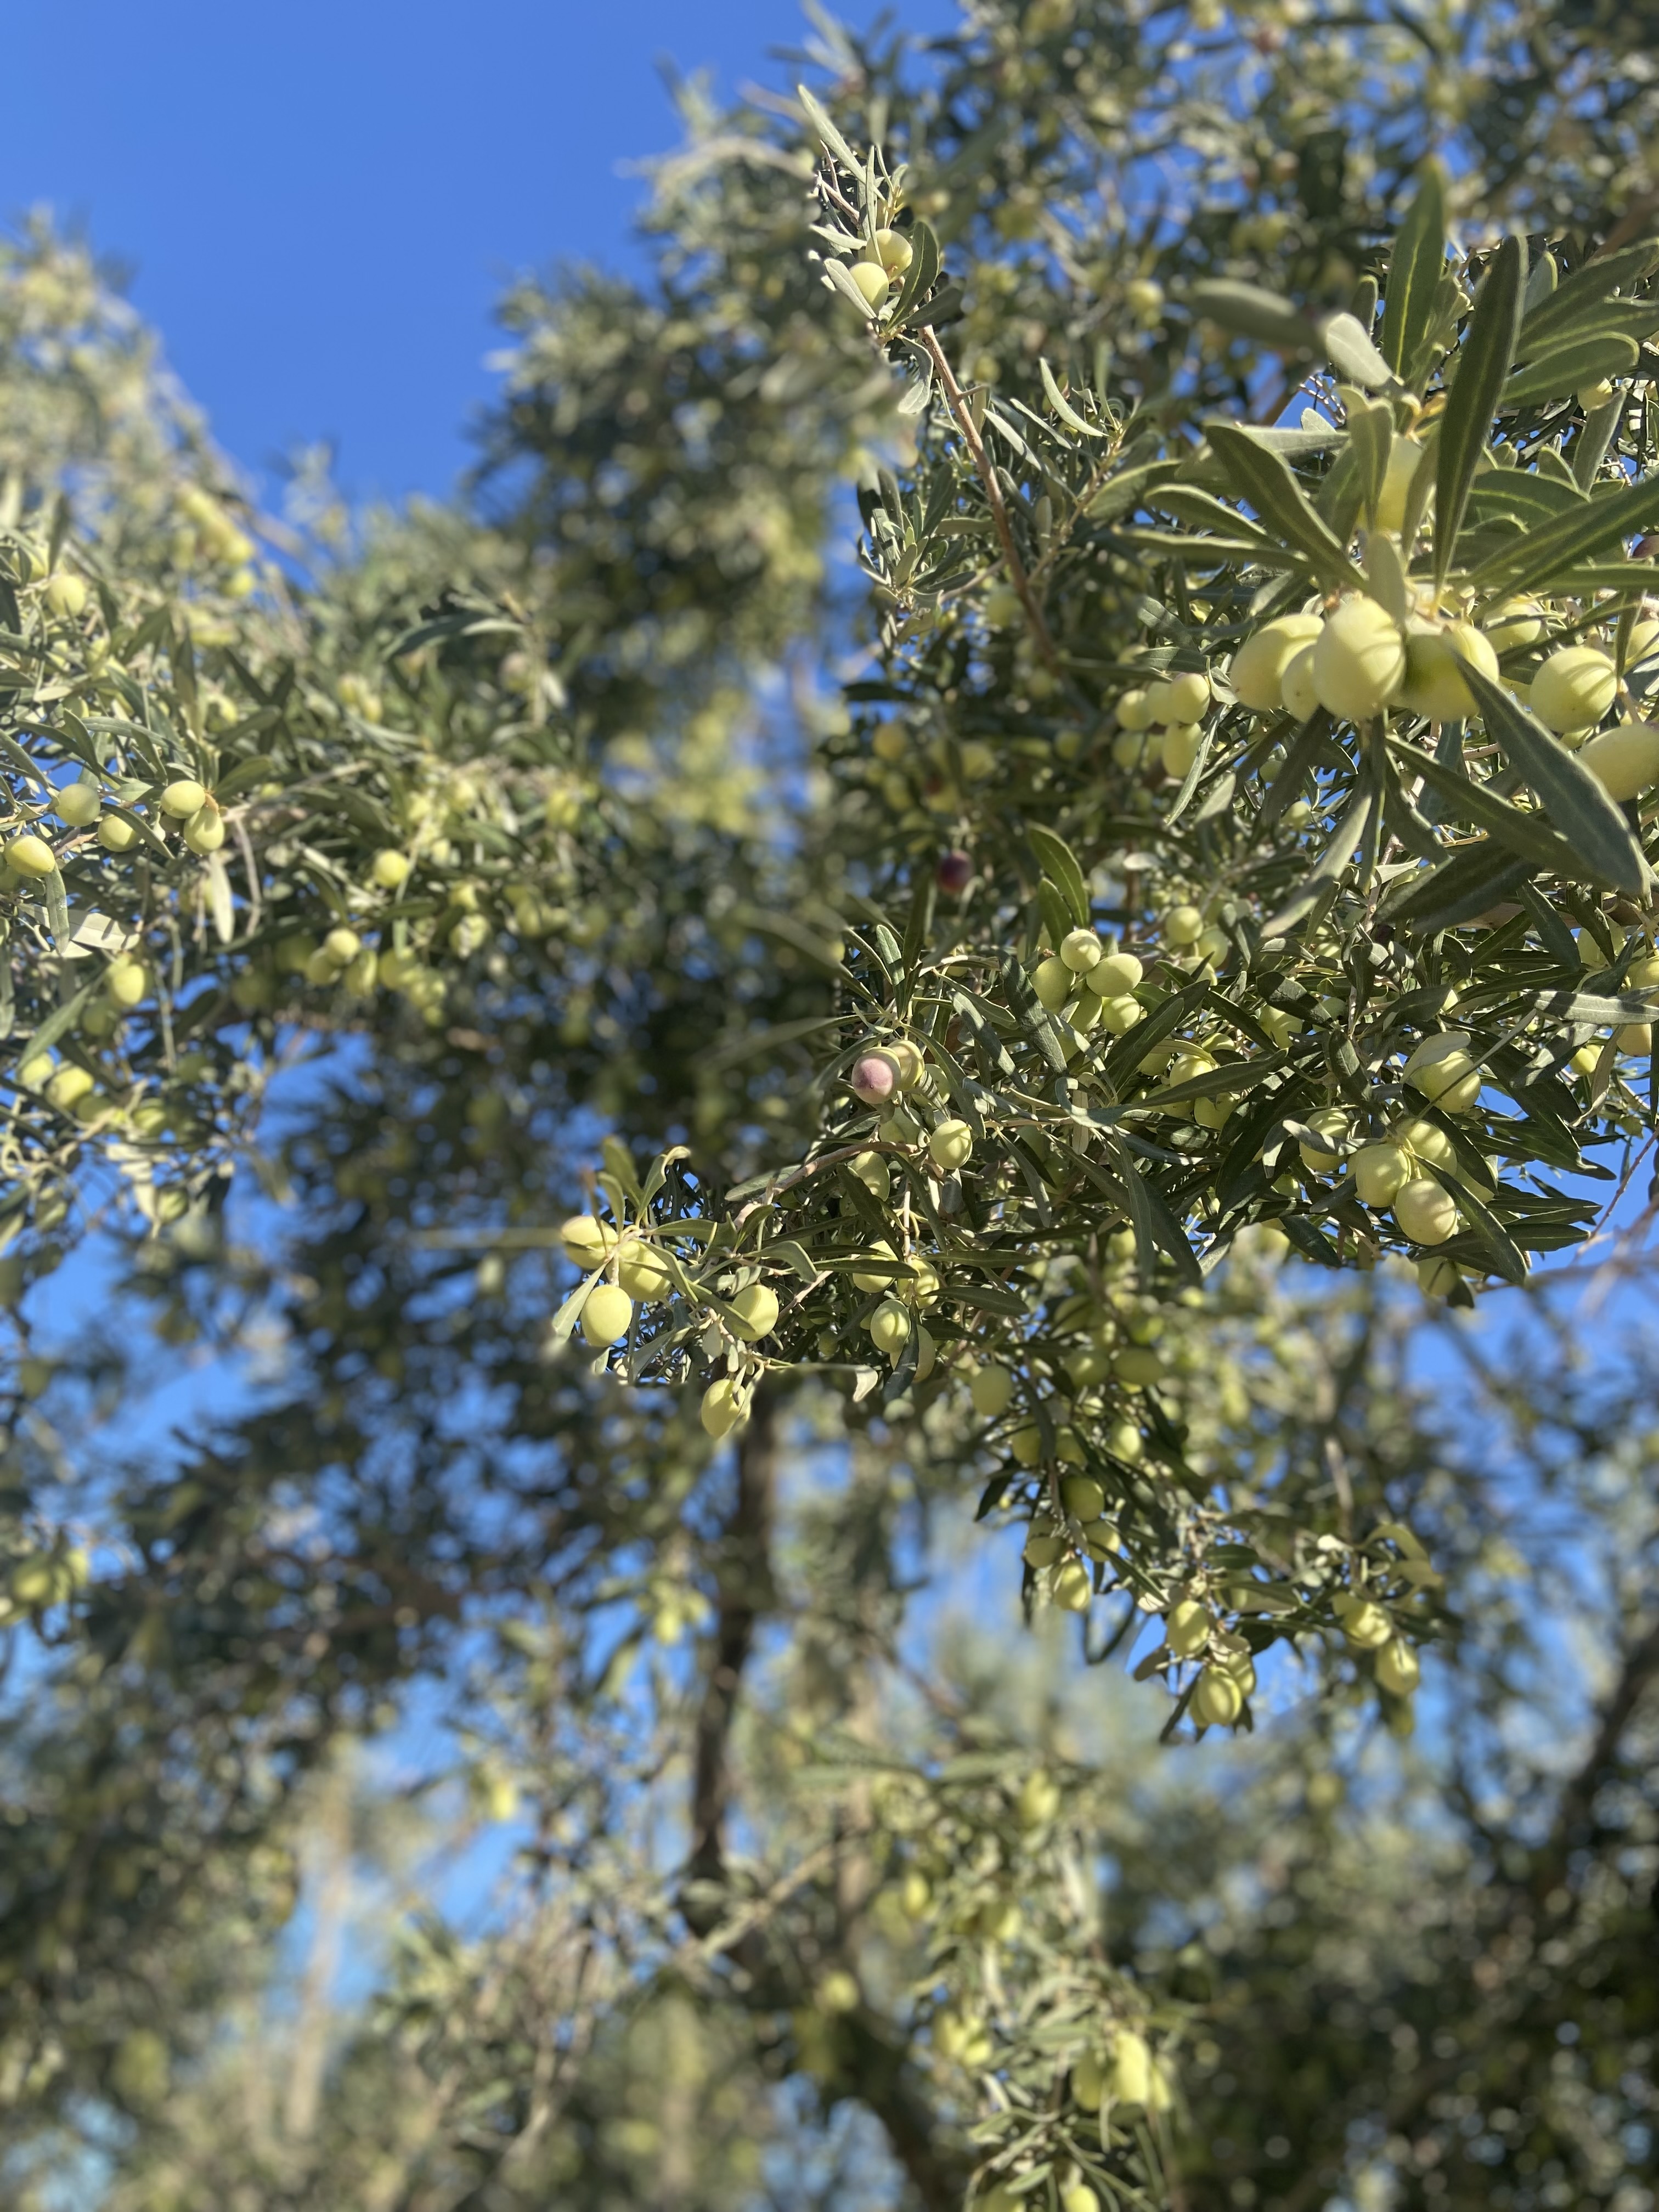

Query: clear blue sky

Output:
[1, 0, 956, 505]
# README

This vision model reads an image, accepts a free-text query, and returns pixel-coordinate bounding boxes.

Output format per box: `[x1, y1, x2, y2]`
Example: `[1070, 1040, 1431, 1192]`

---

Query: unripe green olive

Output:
[928, 1118, 973, 1172]
[885, 1039, 926, 1090]
[46, 1064, 95, 1111]
[1280, 642, 1320, 721]
[1298, 1107, 1348, 1176]
[1162, 669, 1210, 723]
[878, 1105, 921, 1146]
[1190, 1667, 1243, 1728]
[1194, 923, 1229, 965]
[1334, 1592, 1393, 1648]
[1531, 645, 1617, 736]
[183, 802, 225, 854]
[867, 1297, 911, 1353]
[1060, 1473, 1105, 1521]
[852, 1238, 900, 1293]
[871, 226, 913, 275]
[898, 1868, 932, 1918]
[1481, 597, 1546, 654]
[323, 926, 362, 967]
[729, 1283, 779, 1341]
[1115, 1344, 1164, 1387]
[1165, 1598, 1209, 1657]
[1126, 276, 1165, 323]
[1618, 1022, 1653, 1056]
[914, 1323, 936, 1382]
[848, 1150, 891, 1201]
[1163, 903, 1203, 946]
[1025, 1528, 1065, 1568]
[371, 849, 412, 890]
[1032, 955, 1071, 1009]
[1105, 1419, 1143, 1463]
[98, 814, 138, 852]
[1060, 927, 1102, 972]
[1010, 1423, 1043, 1466]
[1395, 1115, 1455, 1170]
[1400, 619, 1500, 719]
[1143, 678, 1176, 724]
[1108, 2029, 1154, 2107]
[1115, 687, 1155, 731]
[304, 946, 339, 985]
[1228, 612, 1324, 713]
[1054, 1558, 1092, 1611]
[1353, 1140, 1410, 1207]
[1159, 722, 1202, 777]
[43, 573, 88, 619]
[1110, 726, 1144, 769]
[7, 833, 55, 878]
[1098, 993, 1144, 1034]
[848, 259, 890, 313]
[701, 1376, 746, 1438]
[1579, 719, 1659, 802]
[54, 779, 101, 827]
[160, 778, 208, 818]
[581, 1283, 634, 1346]
[969, 1363, 1013, 1417]
[1395, 1177, 1459, 1245]
[560, 1214, 618, 1269]
[105, 956, 146, 1009]
[1375, 1637, 1421, 1695]
[1311, 595, 1407, 721]
[1086, 950, 1143, 997]
[1017, 1768, 1061, 1826]
[617, 1243, 673, 1300]
[1064, 1341, 1112, 1389]
[1373, 436, 1425, 532]
[1404, 1030, 1479, 1112]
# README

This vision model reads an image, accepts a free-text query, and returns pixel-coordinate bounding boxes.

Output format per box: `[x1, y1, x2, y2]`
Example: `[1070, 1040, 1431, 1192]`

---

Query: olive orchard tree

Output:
[0, 3, 1655, 2209]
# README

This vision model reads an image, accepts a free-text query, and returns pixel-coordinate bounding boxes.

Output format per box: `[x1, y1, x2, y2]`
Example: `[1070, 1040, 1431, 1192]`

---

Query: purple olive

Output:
[936, 848, 973, 895]
[850, 1051, 900, 1105]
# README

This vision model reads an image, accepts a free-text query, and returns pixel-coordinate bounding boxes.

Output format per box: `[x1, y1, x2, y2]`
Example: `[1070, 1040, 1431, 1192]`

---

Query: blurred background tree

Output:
[0, 4, 1654, 2209]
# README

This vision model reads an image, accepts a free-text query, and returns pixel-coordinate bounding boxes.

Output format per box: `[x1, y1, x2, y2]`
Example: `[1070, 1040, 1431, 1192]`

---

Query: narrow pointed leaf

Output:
[1380, 161, 1448, 377]
[1502, 332, 1639, 409]
[1203, 421, 1363, 590]
[1027, 825, 1090, 926]
[1387, 736, 1588, 878]
[1468, 466, 1659, 593]
[1435, 235, 1525, 584]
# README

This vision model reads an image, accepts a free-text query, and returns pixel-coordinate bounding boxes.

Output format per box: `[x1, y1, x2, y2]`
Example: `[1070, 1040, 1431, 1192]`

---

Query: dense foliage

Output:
[0, 4, 1655, 2209]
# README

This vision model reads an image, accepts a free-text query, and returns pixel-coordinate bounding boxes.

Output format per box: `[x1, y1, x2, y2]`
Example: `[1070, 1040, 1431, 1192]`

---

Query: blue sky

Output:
[0, 0, 956, 506]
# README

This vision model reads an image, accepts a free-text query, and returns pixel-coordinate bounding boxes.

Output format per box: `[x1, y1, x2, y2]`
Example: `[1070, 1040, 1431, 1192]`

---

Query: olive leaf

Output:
[1468, 465, 1659, 594]
[1380, 159, 1447, 379]
[1202, 422, 1363, 591]
[1435, 235, 1524, 585]
[1502, 332, 1639, 409]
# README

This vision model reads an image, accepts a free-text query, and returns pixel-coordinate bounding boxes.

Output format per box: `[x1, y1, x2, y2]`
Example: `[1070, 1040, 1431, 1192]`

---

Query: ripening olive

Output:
[581, 1283, 634, 1346]
[850, 1050, 900, 1105]
[1580, 720, 1659, 802]
[729, 1284, 779, 1341]
[1352, 1140, 1410, 1207]
[617, 1243, 673, 1301]
[560, 1214, 618, 1269]
[1190, 1667, 1243, 1728]
[1404, 1031, 1479, 1113]
[969, 1363, 1013, 1417]
[1531, 646, 1617, 736]
[1395, 1177, 1459, 1245]
[701, 1376, 746, 1438]
[848, 260, 890, 313]
[1032, 955, 1071, 1009]
[184, 802, 225, 854]
[54, 780, 101, 827]
[1311, 595, 1406, 721]
[867, 1297, 911, 1353]
[7, 834, 55, 879]
[928, 1118, 973, 1172]
[371, 850, 412, 890]
[1375, 1637, 1421, 1695]
[1228, 613, 1324, 713]
[1165, 1598, 1209, 1657]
